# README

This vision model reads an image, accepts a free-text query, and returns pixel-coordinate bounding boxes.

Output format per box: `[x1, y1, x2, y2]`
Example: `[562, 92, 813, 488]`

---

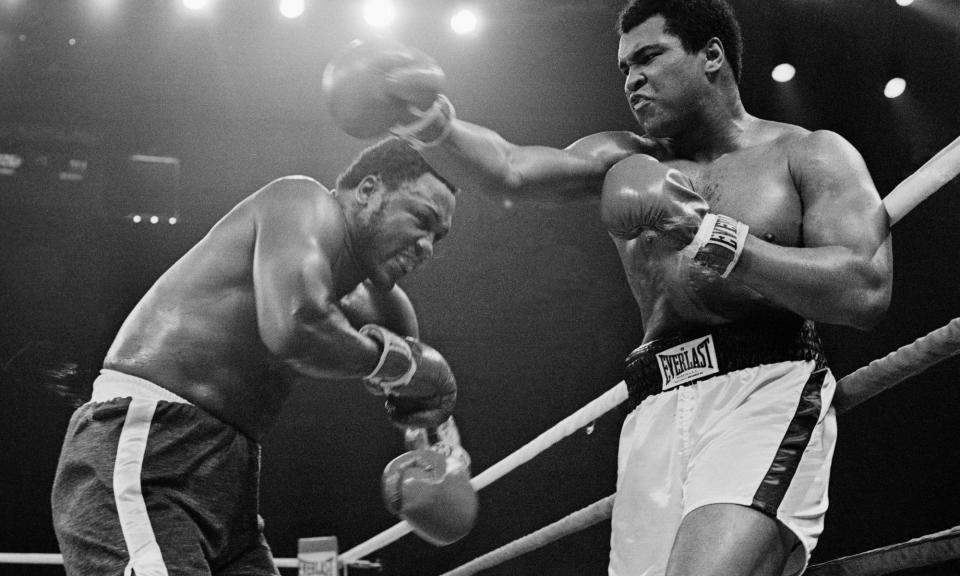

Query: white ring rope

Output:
[805, 525, 960, 576]
[0, 553, 300, 568]
[833, 317, 960, 414]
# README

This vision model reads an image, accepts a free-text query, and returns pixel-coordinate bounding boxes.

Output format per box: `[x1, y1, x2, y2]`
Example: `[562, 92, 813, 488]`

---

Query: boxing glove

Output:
[381, 448, 478, 546]
[322, 37, 455, 148]
[601, 154, 750, 277]
[360, 324, 456, 428]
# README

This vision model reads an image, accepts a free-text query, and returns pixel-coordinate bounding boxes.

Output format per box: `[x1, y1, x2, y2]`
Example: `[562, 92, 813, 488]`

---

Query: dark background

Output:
[1, 0, 959, 574]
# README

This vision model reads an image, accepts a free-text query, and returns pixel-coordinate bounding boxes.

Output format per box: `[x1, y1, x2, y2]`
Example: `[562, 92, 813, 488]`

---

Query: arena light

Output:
[279, 0, 304, 19]
[771, 63, 796, 83]
[182, 0, 208, 10]
[168, 216, 178, 225]
[150, 215, 160, 224]
[884, 77, 906, 99]
[896, 0, 914, 6]
[132, 214, 142, 224]
[364, 0, 395, 28]
[450, 9, 478, 35]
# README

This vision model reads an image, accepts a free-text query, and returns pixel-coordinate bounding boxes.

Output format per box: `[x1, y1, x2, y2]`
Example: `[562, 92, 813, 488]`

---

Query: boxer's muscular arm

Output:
[419, 122, 652, 202]
[732, 131, 893, 330]
[340, 281, 419, 339]
[251, 177, 381, 379]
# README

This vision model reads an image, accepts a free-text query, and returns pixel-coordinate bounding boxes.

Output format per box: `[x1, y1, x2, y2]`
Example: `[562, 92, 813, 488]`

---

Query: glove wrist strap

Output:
[391, 95, 456, 150]
[360, 324, 417, 394]
[405, 416, 471, 473]
[680, 213, 749, 278]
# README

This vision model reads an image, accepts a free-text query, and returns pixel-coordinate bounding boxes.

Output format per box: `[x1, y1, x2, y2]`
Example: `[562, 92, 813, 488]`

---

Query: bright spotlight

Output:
[132, 214, 142, 223]
[450, 9, 478, 34]
[168, 216, 178, 225]
[182, 0, 207, 10]
[364, 0, 396, 28]
[279, 0, 305, 19]
[884, 77, 906, 99]
[895, 0, 914, 6]
[150, 215, 160, 224]
[771, 63, 796, 83]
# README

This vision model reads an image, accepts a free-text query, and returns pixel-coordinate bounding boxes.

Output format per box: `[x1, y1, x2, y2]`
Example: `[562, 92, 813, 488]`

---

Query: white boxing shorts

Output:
[609, 358, 837, 576]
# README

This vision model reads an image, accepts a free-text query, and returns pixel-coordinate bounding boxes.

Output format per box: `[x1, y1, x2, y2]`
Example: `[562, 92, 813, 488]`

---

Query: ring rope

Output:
[833, 317, 960, 414]
[439, 316, 960, 575]
[806, 525, 960, 576]
[0, 553, 300, 568]
[441, 496, 615, 576]
[338, 382, 630, 564]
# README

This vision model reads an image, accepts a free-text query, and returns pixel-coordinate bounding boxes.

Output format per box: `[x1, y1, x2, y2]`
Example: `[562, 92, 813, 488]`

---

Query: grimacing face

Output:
[618, 15, 707, 138]
[360, 173, 455, 289]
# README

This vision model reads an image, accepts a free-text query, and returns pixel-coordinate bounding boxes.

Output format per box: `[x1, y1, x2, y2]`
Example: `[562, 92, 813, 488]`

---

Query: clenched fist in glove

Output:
[360, 324, 456, 429]
[602, 154, 750, 278]
[381, 444, 478, 546]
[322, 37, 455, 149]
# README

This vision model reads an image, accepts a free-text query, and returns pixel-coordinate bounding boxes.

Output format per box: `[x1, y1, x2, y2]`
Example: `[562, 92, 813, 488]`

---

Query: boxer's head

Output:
[616, 0, 743, 138]
[336, 138, 457, 288]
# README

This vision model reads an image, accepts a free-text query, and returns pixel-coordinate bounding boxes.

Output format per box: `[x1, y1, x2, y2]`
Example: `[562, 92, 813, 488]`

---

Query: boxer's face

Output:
[618, 15, 705, 138]
[358, 173, 455, 288]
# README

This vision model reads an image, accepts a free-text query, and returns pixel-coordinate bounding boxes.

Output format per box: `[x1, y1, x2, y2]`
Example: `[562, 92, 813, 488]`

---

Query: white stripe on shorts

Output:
[113, 397, 169, 576]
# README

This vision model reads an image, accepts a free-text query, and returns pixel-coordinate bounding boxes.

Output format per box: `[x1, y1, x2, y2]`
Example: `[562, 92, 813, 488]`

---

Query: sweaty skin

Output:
[416, 16, 890, 345]
[103, 174, 455, 440]
[613, 124, 832, 340]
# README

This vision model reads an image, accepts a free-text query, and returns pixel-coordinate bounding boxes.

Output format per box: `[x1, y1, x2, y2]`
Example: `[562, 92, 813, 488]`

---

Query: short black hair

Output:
[335, 137, 457, 195]
[618, 0, 744, 84]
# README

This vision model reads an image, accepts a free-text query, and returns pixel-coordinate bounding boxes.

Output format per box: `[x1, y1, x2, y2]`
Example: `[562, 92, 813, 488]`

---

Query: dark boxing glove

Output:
[360, 324, 456, 428]
[602, 154, 750, 277]
[322, 37, 455, 148]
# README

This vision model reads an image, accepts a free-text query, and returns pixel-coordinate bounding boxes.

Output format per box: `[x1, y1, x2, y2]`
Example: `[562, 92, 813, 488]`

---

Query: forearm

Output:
[420, 120, 615, 201]
[732, 236, 892, 329]
[276, 303, 382, 381]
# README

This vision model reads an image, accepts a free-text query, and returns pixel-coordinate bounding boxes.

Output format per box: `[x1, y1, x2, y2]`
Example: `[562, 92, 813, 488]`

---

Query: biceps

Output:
[253, 233, 335, 353]
[798, 150, 887, 253]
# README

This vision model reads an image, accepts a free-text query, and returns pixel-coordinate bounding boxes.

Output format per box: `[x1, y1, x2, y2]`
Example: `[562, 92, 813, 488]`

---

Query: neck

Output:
[332, 197, 367, 297]
[671, 87, 752, 162]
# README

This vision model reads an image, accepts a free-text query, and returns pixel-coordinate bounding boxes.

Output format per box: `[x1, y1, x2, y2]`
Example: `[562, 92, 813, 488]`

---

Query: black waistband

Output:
[624, 318, 826, 410]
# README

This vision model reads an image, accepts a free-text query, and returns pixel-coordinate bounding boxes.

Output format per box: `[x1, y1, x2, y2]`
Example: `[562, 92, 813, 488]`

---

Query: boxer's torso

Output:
[611, 120, 811, 342]
[103, 184, 359, 440]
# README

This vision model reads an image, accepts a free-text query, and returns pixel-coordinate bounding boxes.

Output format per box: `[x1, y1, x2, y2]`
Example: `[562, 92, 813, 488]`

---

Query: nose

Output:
[625, 69, 646, 94]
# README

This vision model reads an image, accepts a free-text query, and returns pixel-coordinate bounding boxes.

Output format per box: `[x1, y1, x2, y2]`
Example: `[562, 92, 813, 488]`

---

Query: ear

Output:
[356, 174, 382, 206]
[703, 37, 724, 75]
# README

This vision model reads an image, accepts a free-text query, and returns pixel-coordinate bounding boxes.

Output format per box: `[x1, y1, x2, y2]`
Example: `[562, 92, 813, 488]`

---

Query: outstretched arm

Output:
[419, 122, 651, 202]
[322, 37, 651, 202]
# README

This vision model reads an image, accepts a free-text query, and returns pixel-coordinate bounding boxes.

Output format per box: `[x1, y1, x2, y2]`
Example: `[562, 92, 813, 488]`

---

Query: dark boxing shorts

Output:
[51, 370, 279, 576]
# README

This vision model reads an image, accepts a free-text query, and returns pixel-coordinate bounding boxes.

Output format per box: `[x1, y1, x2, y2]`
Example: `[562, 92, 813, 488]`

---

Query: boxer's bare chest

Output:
[615, 141, 805, 338]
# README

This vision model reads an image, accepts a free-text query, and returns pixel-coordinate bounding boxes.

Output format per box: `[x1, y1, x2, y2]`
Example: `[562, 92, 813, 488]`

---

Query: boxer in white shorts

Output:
[612, 319, 836, 576]
[320, 1, 892, 574]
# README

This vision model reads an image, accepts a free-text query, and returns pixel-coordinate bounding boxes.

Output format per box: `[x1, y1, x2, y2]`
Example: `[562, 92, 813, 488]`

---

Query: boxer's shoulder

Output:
[565, 130, 662, 162]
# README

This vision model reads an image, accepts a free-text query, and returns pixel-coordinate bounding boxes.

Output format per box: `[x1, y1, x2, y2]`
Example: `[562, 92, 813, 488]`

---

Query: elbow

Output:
[261, 303, 331, 360]
[841, 266, 892, 331]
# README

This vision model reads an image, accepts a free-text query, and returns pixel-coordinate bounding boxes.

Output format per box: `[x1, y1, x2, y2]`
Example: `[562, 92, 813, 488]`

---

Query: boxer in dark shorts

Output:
[52, 139, 474, 575]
